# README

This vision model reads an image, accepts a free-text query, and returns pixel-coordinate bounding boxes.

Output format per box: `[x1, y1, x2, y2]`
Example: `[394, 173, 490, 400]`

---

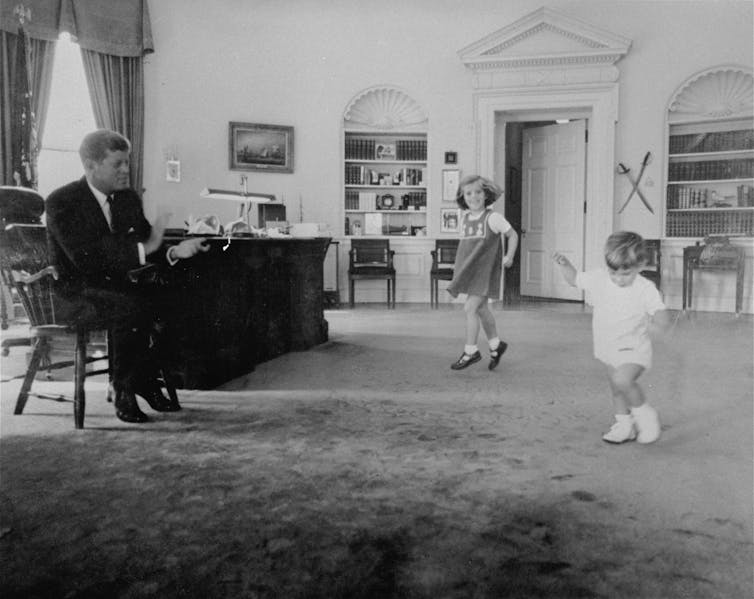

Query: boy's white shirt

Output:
[575, 269, 665, 358]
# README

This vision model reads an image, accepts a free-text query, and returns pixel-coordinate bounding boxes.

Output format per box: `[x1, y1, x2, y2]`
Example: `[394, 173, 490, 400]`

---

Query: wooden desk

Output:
[163, 236, 330, 388]
[682, 244, 746, 315]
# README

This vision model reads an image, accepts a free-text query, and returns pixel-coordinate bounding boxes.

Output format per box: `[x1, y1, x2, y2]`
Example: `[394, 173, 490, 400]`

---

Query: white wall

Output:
[142, 0, 753, 240]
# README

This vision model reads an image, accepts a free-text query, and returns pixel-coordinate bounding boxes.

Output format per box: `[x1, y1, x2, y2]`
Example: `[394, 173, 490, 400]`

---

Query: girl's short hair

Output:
[604, 231, 649, 270]
[455, 175, 503, 210]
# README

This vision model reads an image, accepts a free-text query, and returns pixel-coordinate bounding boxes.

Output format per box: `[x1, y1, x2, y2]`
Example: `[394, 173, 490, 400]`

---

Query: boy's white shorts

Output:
[596, 339, 652, 370]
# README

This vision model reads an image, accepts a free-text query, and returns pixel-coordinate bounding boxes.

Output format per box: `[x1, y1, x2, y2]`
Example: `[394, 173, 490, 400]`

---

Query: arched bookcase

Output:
[664, 65, 753, 238]
[342, 86, 429, 238]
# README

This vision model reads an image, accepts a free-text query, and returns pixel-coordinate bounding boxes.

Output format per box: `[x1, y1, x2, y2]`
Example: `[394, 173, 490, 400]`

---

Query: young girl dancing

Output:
[553, 231, 668, 444]
[447, 175, 518, 371]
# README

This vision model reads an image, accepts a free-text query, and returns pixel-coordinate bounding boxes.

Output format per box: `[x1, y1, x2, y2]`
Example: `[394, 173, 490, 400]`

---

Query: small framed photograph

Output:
[444, 151, 458, 165]
[441, 208, 461, 233]
[364, 212, 383, 235]
[166, 160, 181, 182]
[229, 122, 294, 173]
[442, 169, 460, 203]
[375, 143, 396, 160]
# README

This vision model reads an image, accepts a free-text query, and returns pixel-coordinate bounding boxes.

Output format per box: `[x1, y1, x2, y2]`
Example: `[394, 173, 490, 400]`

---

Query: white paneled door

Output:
[520, 120, 586, 300]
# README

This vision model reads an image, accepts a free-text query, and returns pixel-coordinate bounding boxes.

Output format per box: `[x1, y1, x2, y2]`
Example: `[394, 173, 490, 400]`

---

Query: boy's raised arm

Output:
[553, 252, 577, 287]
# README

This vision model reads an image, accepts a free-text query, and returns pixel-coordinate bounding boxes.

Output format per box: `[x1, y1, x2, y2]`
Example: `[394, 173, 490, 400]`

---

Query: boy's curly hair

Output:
[604, 231, 649, 270]
[455, 175, 503, 210]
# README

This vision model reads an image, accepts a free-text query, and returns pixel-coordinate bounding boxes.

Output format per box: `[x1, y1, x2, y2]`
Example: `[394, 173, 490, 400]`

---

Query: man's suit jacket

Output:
[45, 176, 153, 294]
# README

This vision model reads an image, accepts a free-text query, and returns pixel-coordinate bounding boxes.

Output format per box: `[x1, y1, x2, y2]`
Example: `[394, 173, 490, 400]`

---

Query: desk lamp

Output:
[200, 175, 274, 227]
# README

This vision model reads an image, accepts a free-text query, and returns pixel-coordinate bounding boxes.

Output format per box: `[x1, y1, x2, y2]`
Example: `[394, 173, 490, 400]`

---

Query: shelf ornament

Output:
[344, 86, 427, 131]
[668, 66, 753, 122]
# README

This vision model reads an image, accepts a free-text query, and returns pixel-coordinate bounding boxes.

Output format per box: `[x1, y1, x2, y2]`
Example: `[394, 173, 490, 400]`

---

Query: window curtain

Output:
[0, 28, 55, 187]
[80, 50, 145, 194]
[0, 0, 154, 193]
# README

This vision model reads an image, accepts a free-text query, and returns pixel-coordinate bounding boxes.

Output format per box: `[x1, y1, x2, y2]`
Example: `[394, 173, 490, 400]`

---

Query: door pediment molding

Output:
[458, 6, 631, 83]
[460, 7, 632, 281]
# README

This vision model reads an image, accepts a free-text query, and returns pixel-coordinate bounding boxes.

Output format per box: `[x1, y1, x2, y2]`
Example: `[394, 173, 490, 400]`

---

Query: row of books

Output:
[345, 190, 427, 211]
[666, 211, 754, 237]
[667, 185, 754, 209]
[345, 165, 426, 186]
[668, 158, 754, 181]
[669, 129, 754, 154]
[345, 138, 427, 161]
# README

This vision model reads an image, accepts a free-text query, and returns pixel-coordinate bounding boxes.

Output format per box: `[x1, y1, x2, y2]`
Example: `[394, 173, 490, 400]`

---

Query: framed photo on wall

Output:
[166, 160, 181, 182]
[442, 169, 460, 203]
[229, 122, 294, 173]
[441, 208, 461, 233]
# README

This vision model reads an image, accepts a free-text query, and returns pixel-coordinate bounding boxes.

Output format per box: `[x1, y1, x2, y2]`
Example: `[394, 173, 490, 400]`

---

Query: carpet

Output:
[1, 307, 752, 598]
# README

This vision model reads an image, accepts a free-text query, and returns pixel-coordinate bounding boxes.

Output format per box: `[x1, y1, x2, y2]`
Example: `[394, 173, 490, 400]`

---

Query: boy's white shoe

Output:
[631, 404, 661, 444]
[602, 415, 637, 444]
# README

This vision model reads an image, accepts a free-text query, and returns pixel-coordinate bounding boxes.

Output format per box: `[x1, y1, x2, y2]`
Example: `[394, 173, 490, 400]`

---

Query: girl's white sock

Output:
[464, 344, 478, 355]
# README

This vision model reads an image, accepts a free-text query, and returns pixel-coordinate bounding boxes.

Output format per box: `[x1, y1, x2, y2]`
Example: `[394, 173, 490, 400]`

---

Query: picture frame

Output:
[441, 208, 461, 233]
[375, 143, 396, 160]
[229, 122, 294, 173]
[444, 151, 458, 165]
[442, 169, 460, 203]
[166, 160, 181, 182]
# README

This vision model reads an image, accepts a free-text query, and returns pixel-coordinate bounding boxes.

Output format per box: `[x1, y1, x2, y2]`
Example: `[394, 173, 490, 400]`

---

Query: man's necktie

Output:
[106, 195, 119, 232]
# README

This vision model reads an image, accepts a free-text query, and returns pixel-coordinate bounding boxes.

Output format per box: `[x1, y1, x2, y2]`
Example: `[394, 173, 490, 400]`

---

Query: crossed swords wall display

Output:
[617, 151, 654, 214]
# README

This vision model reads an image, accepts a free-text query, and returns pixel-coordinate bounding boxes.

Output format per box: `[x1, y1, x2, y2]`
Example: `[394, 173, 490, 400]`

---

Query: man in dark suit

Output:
[45, 129, 208, 423]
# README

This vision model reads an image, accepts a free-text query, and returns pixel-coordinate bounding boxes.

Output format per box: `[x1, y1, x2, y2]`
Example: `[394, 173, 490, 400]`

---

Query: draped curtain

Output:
[0, 29, 55, 187]
[0, 0, 153, 193]
[81, 50, 145, 193]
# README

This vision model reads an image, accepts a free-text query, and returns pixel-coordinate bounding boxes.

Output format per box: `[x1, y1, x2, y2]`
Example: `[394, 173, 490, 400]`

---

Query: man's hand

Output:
[170, 238, 210, 260]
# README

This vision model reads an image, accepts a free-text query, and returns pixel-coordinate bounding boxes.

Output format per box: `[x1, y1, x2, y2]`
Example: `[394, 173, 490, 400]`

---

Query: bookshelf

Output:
[665, 119, 754, 237]
[343, 131, 428, 236]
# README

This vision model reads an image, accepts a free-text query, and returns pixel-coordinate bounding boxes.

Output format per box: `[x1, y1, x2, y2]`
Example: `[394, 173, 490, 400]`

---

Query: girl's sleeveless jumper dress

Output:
[447, 209, 503, 299]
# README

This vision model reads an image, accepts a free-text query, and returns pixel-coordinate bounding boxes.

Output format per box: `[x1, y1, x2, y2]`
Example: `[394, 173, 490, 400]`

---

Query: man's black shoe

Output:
[114, 390, 149, 423]
[134, 382, 179, 412]
[488, 341, 508, 370]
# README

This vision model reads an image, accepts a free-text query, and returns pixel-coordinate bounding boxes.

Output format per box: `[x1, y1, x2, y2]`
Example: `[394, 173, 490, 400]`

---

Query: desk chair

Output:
[430, 239, 459, 308]
[1, 224, 177, 428]
[0, 186, 44, 353]
[348, 239, 395, 308]
[683, 238, 746, 316]
[640, 239, 661, 292]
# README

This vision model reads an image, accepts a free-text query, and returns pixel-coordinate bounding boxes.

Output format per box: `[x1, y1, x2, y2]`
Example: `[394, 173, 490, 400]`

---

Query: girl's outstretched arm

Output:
[503, 228, 518, 268]
[552, 252, 577, 287]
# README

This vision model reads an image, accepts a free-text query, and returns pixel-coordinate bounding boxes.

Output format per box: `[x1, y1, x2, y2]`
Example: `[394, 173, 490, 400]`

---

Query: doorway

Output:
[496, 113, 589, 303]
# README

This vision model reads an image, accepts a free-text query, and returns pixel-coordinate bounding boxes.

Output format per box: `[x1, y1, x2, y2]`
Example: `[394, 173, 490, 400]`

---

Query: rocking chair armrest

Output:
[126, 262, 159, 284]
[19, 265, 59, 285]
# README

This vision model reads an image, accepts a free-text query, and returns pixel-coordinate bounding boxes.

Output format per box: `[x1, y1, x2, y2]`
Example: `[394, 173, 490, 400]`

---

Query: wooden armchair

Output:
[348, 239, 396, 308]
[0, 186, 44, 351]
[430, 239, 459, 308]
[683, 237, 746, 316]
[639, 239, 661, 292]
[0, 224, 177, 428]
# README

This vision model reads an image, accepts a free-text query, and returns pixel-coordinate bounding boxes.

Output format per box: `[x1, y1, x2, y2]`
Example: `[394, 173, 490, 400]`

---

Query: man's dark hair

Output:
[79, 129, 131, 163]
